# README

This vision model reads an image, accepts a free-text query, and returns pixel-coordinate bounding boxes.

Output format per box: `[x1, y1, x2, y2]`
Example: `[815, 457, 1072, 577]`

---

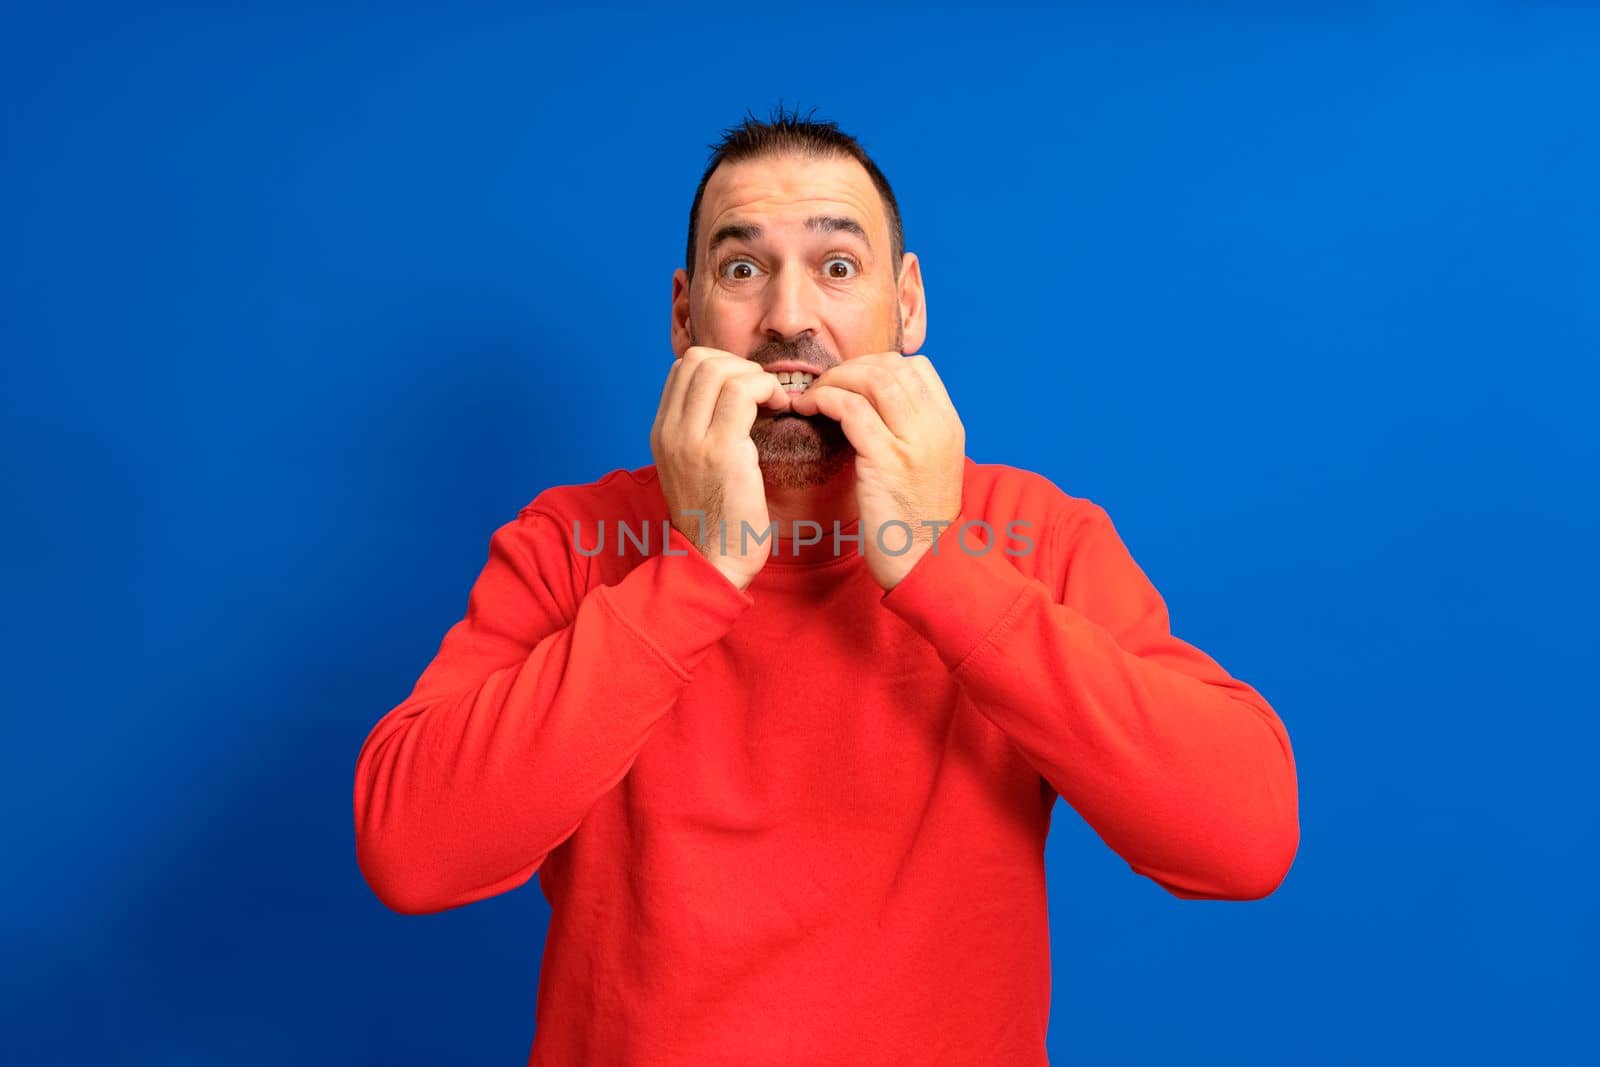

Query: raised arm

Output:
[882, 504, 1300, 901]
[355, 345, 795, 915]
[352, 511, 751, 915]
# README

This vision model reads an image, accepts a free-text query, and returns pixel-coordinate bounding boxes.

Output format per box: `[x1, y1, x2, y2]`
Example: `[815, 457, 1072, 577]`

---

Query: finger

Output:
[688, 360, 786, 438]
[827, 351, 917, 391]
[851, 351, 948, 409]
[653, 358, 684, 445]
[791, 361, 919, 435]
[707, 368, 787, 443]
[793, 383, 895, 456]
[659, 346, 726, 440]
[680, 353, 761, 433]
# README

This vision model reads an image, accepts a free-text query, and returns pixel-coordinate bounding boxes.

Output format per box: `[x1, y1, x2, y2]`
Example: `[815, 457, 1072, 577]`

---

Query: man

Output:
[354, 106, 1300, 1066]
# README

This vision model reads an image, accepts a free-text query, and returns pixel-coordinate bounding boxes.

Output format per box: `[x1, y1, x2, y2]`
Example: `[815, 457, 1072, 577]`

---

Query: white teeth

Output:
[776, 371, 815, 389]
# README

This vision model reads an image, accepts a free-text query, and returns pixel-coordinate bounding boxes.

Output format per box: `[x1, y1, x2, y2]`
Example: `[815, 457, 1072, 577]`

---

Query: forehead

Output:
[699, 153, 885, 250]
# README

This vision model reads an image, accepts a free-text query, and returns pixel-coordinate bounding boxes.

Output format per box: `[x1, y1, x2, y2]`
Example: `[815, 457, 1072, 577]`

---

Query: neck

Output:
[763, 462, 859, 539]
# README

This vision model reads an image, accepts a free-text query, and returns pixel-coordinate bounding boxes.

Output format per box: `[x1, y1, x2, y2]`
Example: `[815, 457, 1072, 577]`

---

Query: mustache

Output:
[748, 335, 840, 373]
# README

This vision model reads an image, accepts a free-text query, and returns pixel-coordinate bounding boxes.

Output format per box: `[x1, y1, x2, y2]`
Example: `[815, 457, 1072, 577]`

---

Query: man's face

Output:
[671, 152, 926, 490]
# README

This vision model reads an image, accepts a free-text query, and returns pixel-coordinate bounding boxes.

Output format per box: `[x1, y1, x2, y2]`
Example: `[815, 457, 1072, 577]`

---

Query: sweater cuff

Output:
[880, 518, 1035, 671]
[592, 525, 754, 678]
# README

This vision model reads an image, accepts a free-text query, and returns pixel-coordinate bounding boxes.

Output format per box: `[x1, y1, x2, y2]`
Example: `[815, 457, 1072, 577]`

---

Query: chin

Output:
[753, 414, 853, 490]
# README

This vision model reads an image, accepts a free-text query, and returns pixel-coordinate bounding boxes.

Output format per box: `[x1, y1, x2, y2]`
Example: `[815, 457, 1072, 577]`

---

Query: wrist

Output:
[712, 557, 757, 592]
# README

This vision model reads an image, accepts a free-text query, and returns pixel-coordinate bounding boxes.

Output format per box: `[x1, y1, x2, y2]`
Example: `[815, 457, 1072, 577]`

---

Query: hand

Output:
[650, 346, 790, 591]
[788, 352, 966, 589]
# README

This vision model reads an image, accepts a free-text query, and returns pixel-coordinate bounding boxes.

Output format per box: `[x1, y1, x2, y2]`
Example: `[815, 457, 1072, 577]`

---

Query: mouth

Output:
[763, 360, 827, 396]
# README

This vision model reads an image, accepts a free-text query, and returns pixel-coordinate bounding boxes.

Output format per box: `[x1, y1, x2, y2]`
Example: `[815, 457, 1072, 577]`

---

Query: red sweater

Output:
[353, 458, 1299, 1066]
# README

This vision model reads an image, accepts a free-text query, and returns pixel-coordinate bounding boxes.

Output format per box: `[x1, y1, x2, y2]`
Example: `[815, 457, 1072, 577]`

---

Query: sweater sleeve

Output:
[353, 510, 753, 915]
[879, 505, 1300, 901]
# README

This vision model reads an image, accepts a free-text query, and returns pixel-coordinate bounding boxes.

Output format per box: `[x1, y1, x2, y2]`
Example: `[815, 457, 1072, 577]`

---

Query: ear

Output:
[670, 268, 693, 357]
[895, 252, 927, 354]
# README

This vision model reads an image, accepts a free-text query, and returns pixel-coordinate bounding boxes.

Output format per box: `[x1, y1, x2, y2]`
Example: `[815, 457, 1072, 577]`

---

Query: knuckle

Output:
[684, 362, 718, 394]
[684, 345, 722, 370]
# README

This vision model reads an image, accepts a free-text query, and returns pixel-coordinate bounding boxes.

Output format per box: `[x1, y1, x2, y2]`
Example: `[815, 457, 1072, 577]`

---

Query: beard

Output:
[752, 409, 854, 490]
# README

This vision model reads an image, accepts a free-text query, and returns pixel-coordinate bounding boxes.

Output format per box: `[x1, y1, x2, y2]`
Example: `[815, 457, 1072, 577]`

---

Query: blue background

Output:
[4, 5, 1595, 1064]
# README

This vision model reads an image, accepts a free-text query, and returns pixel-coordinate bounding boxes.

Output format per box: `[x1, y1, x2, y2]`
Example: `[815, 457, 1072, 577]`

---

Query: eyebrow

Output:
[707, 215, 871, 255]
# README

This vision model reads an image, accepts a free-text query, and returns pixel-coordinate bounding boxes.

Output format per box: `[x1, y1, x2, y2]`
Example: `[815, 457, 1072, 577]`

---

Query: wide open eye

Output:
[824, 256, 860, 279]
[721, 257, 763, 281]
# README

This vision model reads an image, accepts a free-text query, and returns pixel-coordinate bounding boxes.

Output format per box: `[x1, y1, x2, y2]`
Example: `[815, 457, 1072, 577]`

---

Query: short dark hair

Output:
[684, 103, 905, 281]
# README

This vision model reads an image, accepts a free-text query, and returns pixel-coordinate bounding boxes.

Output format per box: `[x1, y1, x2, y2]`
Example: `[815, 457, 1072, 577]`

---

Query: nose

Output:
[758, 258, 822, 342]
